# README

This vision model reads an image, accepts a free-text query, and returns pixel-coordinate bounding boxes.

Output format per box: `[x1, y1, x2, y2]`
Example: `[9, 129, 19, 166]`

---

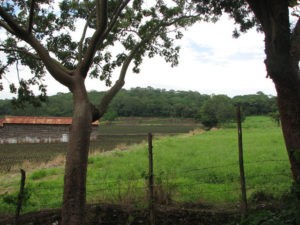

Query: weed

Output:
[0, 186, 32, 213]
[249, 190, 274, 203]
[30, 170, 48, 180]
[228, 183, 300, 225]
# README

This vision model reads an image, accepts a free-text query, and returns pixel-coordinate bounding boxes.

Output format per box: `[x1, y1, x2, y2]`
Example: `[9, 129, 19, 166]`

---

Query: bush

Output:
[199, 95, 236, 128]
[103, 111, 118, 121]
[228, 183, 300, 225]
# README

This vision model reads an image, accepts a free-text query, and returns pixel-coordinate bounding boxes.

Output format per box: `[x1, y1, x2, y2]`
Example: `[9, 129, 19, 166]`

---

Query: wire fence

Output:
[0, 152, 293, 214]
[0, 118, 295, 224]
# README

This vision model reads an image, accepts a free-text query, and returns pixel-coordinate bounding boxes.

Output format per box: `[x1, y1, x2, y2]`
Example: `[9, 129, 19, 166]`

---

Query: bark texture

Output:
[246, 0, 300, 183]
[61, 74, 93, 225]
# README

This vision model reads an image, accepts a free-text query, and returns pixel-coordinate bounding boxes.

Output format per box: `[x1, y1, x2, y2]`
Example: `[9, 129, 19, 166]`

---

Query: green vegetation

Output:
[198, 95, 236, 127]
[0, 116, 293, 215]
[0, 88, 277, 122]
[227, 183, 300, 225]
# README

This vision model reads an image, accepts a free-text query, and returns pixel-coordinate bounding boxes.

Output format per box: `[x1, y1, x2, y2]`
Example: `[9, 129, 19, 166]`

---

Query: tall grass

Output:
[0, 116, 293, 214]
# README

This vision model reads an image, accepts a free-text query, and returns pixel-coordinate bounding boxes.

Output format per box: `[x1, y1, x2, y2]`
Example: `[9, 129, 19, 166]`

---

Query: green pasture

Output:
[0, 116, 293, 214]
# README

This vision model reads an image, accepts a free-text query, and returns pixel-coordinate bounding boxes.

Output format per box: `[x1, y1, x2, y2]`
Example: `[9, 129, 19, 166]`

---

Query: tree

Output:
[243, 0, 300, 185]
[0, 0, 207, 223]
[198, 95, 236, 128]
[232, 92, 277, 116]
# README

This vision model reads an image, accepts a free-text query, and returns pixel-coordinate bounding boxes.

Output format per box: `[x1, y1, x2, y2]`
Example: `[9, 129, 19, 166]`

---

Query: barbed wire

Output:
[0, 154, 294, 221]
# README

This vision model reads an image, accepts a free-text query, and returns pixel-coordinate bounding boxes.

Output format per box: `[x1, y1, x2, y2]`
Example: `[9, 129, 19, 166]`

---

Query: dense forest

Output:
[0, 87, 277, 122]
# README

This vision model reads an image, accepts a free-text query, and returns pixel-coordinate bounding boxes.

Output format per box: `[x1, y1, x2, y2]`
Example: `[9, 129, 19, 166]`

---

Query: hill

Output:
[0, 87, 277, 120]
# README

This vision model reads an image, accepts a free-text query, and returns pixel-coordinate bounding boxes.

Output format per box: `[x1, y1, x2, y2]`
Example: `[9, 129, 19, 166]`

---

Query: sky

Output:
[0, 14, 277, 100]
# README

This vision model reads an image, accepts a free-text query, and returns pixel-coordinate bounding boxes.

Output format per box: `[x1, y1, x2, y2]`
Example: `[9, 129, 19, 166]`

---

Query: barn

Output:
[0, 116, 99, 144]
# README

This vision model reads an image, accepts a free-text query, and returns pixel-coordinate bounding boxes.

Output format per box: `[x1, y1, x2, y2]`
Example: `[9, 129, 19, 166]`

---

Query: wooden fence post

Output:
[15, 169, 26, 225]
[236, 106, 248, 217]
[148, 133, 155, 225]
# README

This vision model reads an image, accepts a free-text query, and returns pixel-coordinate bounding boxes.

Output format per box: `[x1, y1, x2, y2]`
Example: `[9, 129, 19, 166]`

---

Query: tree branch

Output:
[0, 47, 40, 60]
[0, 6, 28, 38]
[0, 6, 73, 87]
[94, 31, 155, 121]
[91, 12, 199, 121]
[0, 21, 15, 34]
[78, 13, 93, 63]
[78, 0, 108, 77]
[28, 0, 35, 34]
[96, 0, 105, 29]
[79, 0, 131, 77]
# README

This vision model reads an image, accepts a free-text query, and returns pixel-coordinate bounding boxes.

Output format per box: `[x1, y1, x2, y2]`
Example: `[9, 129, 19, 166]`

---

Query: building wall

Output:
[0, 124, 99, 144]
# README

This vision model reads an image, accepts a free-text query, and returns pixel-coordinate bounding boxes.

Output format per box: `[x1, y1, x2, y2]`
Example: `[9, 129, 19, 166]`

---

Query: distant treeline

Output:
[0, 87, 277, 120]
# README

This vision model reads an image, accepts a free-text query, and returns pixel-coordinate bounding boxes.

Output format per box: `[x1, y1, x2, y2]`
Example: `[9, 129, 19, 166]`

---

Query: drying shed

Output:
[0, 116, 99, 144]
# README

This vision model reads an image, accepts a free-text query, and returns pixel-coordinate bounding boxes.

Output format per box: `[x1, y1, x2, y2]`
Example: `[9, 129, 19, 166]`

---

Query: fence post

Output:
[236, 106, 248, 217]
[148, 133, 155, 225]
[15, 169, 26, 225]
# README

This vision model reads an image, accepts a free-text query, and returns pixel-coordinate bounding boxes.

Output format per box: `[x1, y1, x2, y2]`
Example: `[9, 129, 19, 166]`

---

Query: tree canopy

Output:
[0, 0, 206, 108]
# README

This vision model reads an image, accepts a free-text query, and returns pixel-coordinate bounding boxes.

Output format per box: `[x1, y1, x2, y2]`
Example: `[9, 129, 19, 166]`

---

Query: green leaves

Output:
[0, 0, 211, 105]
[289, 0, 300, 7]
[199, 95, 236, 127]
[194, 0, 257, 37]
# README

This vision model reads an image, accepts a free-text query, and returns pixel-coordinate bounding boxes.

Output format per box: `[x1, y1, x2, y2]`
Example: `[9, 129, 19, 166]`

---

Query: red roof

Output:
[0, 116, 98, 126]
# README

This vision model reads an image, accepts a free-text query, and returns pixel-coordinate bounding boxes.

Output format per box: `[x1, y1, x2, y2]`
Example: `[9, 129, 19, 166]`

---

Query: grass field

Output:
[0, 116, 293, 214]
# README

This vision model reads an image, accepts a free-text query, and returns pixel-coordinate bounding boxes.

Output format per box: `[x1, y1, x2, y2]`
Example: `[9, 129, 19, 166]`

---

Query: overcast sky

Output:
[0, 14, 276, 100]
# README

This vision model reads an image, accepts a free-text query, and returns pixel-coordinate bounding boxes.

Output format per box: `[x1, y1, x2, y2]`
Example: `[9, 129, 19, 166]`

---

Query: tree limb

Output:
[28, 0, 35, 34]
[96, 0, 105, 29]
[0, 21, 15, 34]
[0, 6, 73, 87]
[94, 31, 155, 121]
[78, 13, 93, 63]
[0, 47, 40, 60]
[92, 12, 200, 120]
[0, 6, 28, 38]
[78, 0, 108, 77]
[79, 0, 131, 77]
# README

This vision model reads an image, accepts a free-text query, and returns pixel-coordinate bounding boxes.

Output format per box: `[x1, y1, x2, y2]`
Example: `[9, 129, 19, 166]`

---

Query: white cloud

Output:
[121, 15, 275, 97]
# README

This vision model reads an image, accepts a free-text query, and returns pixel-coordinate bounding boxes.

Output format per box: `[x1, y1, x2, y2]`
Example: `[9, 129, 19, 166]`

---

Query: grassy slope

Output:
[0, 116, 293, 213]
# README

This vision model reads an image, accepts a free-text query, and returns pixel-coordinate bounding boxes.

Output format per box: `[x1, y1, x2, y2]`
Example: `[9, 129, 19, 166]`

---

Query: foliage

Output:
[232, 92, 277, 116]
[0, 0, 207, 105]
[103, 110, 118, 121]
[193, 0, 259, 38]
[0, 88, 277, 119]
[29, 168, 59, 180]
[231, 183, 300, 225]
[269, 111, 280, 127]
[198, 95, 236, 127]
[0, 186, 32, 211]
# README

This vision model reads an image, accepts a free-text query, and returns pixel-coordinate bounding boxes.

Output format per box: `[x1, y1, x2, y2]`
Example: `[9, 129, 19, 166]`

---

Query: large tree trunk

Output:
[61, 77, 92, 225]
[246, 0, 300, 183]
[276, 86, 300, 183]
